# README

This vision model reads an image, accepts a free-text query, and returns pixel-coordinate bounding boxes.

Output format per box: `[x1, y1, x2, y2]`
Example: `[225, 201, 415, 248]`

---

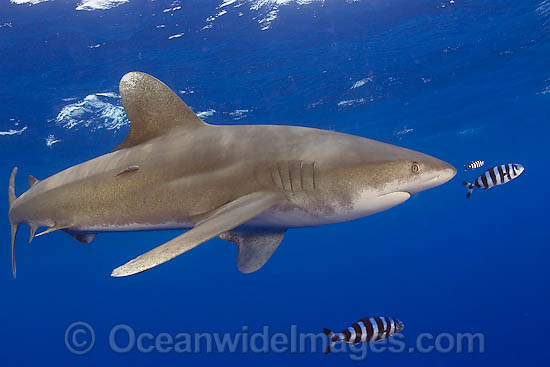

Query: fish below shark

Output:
[7, 72, 456, 279]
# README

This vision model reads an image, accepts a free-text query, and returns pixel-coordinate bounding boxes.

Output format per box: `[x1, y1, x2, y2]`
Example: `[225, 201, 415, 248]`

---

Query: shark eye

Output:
[411, 162, 420, 174]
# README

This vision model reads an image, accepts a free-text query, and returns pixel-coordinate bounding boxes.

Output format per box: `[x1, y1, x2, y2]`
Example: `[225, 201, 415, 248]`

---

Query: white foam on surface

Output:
[337, 98, 366, 107]
[538, 1, 550, 29]
[163, 6, 181, 13]
[75, 0, 129, 11]
[10, 0, 49, 5]
[55, 93, 128, 131]
[45, 134, 62, 147]
[168, 32, 185, 39]
[220, 0, 239, 8]
[350, 77, 372, 89]
[395, 128, 414, 137]
[197, 109, 216, 119]
[0, 126, 28, 136]
[179, 88, 195, 95]
[204, 0, 325, 31]
[229, 109, 250, 120]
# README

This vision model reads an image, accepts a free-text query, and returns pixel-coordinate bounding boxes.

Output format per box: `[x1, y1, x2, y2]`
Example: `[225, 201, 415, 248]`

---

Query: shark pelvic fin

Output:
[28, 175, 39, 188]
[111, 191, 283, 277]
[113, 72, 208, 152]
[219, 228, 286, 274]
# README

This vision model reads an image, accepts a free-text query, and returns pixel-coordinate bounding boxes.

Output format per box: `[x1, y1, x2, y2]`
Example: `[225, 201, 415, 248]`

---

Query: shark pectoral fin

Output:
[113, 72, 209, 152]
[219, 229, 286, 274]
[111, 191, 284, 277]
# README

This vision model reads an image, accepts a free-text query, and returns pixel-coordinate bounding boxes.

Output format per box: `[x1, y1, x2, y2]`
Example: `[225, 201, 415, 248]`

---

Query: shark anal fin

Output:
[111, 191, 284, 277]
[114, 72, 208, 152]
[64, 232, 97, 244]
[75, 233, 96, 244]
[28, 175, 39, 188]
[219, 228, 286, 274]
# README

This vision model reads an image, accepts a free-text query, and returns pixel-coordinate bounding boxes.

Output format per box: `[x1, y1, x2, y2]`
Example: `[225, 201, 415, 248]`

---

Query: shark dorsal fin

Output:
[113, 72, 208, 152]
[28, 175, 39, 188]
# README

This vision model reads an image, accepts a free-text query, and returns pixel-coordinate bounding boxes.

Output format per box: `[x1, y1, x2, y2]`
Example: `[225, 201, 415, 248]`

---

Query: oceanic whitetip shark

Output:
[7, 72, 456, 278]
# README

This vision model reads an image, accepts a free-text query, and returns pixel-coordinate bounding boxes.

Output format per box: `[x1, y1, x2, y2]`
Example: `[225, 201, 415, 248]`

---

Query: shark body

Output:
[8, 72, 456, 278]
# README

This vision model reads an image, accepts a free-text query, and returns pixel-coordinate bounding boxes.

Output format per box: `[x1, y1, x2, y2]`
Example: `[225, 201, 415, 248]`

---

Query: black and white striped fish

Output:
[464, 160, 485, 171]
[323, 316, 404, 354]
[463, 163, 524, 198]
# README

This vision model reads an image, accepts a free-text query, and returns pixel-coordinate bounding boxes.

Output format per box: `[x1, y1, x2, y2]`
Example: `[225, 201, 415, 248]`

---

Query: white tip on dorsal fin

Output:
[113, 72, 209, 152]
[28, 175, 39, 188]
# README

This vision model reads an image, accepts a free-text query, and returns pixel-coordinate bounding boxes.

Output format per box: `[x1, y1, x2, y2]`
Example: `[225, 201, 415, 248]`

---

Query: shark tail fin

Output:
[462, 180, 474, 199]
[9, 167, 19, 279]
[11, 224, 19, 279]
[323, 328, 339, 354]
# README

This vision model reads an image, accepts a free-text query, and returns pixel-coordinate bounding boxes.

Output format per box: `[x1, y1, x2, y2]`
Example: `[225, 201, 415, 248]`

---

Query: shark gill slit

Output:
[288, 161, 293, 192]
[300, 161, 304, 191]
[312, 161, 316, 190]
[271, 162, 282, 189]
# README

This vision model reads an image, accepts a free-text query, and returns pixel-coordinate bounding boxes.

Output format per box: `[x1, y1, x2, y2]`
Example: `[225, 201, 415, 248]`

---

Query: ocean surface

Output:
[1, 0, 549, 365]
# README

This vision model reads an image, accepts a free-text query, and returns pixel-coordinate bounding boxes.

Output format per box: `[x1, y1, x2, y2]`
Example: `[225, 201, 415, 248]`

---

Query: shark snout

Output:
[431, 164, 457, 185]
[408, 159, 456, 194]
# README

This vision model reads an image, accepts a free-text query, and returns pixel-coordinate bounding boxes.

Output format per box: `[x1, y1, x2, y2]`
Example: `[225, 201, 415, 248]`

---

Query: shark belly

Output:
[245, 191, 411, 228]
[71, 220, 195, 233]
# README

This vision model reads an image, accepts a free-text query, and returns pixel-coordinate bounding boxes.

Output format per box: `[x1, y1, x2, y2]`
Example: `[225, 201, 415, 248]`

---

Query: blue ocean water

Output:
[1, 0, 549, 365]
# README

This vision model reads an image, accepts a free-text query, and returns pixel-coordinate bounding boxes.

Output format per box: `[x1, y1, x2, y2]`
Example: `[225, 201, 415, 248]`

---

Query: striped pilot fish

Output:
[464, 160, 485, 171]
[463, 163, 524, 198]
[323, 316, 404, 354]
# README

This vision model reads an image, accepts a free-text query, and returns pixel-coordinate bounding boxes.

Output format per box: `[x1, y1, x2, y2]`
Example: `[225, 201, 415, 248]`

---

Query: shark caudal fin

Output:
[9, 167, 20, 279]
[323, 328, 339, 354]
[462, 180, 474, 199]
